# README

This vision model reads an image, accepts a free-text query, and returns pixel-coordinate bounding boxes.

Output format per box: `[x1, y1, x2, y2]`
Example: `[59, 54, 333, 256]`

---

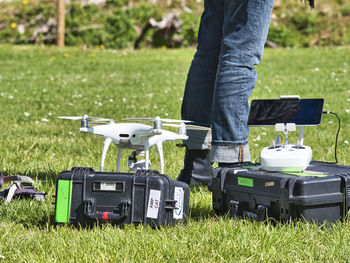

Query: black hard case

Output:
[212, 161, 350, 224]
[55, 167, 190, 227]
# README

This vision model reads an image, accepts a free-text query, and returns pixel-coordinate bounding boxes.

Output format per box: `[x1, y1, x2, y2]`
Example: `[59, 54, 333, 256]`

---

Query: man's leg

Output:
[178, 0, 224, 185]
[211, 0, 275, 164]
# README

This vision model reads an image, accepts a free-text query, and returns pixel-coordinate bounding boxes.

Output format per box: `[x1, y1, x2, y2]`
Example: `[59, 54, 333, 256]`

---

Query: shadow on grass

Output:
[0, 198, 56, 229]
[33, 170, 59, 185]
[189, 203, 218, 222]
[187, 185, 219, 222]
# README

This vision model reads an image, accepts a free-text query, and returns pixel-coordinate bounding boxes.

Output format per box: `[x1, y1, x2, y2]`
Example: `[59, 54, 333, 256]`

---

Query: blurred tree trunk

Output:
[57, 0, 65, 47]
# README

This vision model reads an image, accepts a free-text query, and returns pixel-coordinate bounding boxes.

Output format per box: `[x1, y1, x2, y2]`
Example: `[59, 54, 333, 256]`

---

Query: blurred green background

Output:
[0, 0, 349, 49]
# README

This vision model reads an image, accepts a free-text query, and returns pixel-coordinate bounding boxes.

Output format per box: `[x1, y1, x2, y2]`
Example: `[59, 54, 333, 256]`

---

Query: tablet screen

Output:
[247, 99, 324, 126]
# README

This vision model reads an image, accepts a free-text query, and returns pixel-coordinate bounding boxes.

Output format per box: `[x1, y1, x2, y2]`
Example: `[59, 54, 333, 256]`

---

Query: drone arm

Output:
[100, 137, 112, 172]
[156, 142, 164, 174]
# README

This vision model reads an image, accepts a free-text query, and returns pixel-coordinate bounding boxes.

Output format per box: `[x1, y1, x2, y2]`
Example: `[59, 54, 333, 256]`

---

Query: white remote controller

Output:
[260, 122, 312, 172]
[260, 144, 312, 172]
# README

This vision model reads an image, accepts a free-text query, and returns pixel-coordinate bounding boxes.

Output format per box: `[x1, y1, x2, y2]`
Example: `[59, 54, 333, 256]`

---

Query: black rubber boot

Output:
[177, 149, 212, 186]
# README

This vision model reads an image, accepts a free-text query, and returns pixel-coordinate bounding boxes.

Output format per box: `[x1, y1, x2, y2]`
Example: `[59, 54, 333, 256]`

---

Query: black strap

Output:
[136, 170, 160, 176]
[72, 167, 94, 176]
[0, 174, 46, 203]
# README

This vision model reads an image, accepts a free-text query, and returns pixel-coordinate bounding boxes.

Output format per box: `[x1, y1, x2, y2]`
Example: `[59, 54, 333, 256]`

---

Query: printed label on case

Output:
[265, 181, 275, 187]
[173, 187, 184, 220]
[100, 182, 116, 191]
[146, 189, 161, 219]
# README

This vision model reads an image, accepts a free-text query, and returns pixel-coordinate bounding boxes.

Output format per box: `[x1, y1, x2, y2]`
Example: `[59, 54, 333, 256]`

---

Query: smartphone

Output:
[247, 98, 324, 126]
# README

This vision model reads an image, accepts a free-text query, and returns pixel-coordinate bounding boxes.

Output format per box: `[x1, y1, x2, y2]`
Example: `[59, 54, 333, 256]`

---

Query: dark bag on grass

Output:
[0, 172, 46, 203]
[54, 167, 190, 227]
[212, 161, 350, 224]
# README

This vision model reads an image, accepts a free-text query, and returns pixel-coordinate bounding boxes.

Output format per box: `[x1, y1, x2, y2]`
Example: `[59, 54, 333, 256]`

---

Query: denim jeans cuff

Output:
[210, 143, 251, 163]
[183, 129, 211, 150]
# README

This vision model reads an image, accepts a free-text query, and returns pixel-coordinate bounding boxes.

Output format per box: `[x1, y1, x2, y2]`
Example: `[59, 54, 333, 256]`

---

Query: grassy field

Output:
[0, 45, 350, 262]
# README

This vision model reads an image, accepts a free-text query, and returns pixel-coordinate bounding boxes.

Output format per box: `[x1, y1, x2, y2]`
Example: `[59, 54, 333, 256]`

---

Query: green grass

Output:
[0, 45, 350, 262]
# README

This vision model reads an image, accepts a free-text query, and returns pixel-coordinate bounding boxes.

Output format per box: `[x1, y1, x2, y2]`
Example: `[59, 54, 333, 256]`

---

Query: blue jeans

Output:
[181, 0, 274, 163]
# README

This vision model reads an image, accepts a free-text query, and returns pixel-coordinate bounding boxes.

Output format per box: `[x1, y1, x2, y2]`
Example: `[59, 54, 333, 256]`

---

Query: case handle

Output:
[242, 206, 268, 221]
[84, 199, 129, 221]
[229, 200, 268, 221]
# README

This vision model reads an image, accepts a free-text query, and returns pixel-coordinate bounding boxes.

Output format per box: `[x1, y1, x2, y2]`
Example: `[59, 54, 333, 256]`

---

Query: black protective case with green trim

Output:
[212, 161, 350, 224]
[55, 167, 190, 227]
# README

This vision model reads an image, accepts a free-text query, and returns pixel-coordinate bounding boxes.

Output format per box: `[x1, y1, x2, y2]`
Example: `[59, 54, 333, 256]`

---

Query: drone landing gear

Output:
[117, 148, 122, 172]
[100, 138, 112, 172]
[100, 139, 165, 174]
[127, 141, 164, 173]
[100, 139, 123, 172]
[128, 151, 151, 172]
[156, 142, 164, 174]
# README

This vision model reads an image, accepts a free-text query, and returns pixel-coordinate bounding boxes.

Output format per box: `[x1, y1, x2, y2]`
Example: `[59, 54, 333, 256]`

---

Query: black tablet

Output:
[247, 98, 324, 126]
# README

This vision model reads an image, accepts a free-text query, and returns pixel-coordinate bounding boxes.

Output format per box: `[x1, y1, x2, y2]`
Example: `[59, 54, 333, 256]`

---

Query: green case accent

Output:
[241, 165, 259, 170]
[238, 177, 253, 187]
[55, 180, 73, 223]
[284, 172, 327, 178]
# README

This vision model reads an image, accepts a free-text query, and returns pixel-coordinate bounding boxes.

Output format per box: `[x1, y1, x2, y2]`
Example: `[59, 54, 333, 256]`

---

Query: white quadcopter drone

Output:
[58, 115, 208, 174]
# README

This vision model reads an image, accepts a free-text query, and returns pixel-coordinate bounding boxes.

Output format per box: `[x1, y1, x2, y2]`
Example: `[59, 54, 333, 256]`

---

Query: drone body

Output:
[58, 116, 205, 174]
[80, 122, 158, 149]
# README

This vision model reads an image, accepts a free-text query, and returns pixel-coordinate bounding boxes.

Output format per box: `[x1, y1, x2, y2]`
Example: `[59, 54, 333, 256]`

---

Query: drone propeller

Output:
[57, 115, 113, 122]
[57, 116, 83, 120]
[123, 117, 192, 123]
[162, 123, 211, 131]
